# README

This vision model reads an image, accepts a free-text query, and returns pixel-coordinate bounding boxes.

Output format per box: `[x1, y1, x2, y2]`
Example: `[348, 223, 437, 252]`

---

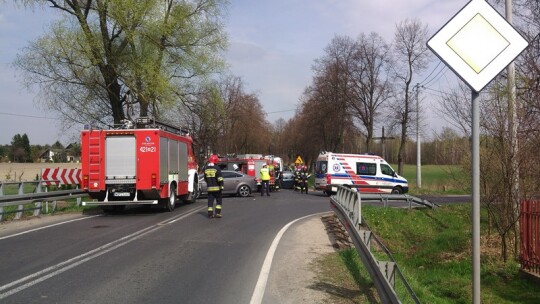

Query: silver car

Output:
[199, 170, 256, 197]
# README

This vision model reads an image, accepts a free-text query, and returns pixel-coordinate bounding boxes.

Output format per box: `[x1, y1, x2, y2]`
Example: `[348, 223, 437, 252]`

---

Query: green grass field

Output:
[399, 164, 469, 195]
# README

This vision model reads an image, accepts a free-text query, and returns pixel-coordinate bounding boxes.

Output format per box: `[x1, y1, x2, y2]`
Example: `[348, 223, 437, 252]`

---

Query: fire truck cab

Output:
[81, 118, 199, 211]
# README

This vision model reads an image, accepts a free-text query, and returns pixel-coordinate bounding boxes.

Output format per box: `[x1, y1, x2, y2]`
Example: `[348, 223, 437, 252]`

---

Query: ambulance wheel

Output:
[164, 184, 177, 212]
[391, 187, 403, 194]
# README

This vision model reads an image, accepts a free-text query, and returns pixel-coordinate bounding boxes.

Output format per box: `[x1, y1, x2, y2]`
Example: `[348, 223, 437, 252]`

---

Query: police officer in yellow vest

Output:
[260, 164, 271, 196]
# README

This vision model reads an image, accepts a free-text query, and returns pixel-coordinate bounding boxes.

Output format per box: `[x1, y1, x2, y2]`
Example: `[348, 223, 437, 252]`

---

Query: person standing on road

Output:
[294, 165, 301, 191]
[274, 164, 282, 192]
[300, 165, 310, 194]
[204, 154, 224, 218]
[260, 164, 271, 196]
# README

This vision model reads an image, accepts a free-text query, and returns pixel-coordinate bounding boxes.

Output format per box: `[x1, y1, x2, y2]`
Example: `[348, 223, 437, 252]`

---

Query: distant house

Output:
[39, 149, 62, 163]
[39, 143, 81, 163]
[65, 143, 81, 163]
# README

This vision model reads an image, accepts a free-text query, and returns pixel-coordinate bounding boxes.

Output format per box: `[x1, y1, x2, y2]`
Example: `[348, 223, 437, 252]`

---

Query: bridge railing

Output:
[330, 186, 435, 304]
[0, 181, 86, 222]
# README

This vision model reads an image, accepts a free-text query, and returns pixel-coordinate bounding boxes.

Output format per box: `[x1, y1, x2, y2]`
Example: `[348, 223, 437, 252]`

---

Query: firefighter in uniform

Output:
[204, 155, 224, 218]
[300, 165, 309, 194]
[274, 164, 281, 192]
[294, 165, 301, 191]
[260, 164, 271, 196]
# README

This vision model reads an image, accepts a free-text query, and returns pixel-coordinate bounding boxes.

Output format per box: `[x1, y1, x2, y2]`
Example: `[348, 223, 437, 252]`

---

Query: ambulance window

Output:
[357, 163, 376, 175]
[380, 164, 394, 176]
[316, 161, 328, 174]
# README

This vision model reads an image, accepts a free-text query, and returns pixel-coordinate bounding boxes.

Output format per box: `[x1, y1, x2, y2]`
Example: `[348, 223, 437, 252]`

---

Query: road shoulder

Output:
[264, 213, 337, 303]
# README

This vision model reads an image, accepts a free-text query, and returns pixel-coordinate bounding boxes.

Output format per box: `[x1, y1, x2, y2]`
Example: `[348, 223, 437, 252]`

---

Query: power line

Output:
[419, 61, 442, 86]
[0, 112, 56, 120]
[265, 109, 295, 114]
[422, 65, 448, 88]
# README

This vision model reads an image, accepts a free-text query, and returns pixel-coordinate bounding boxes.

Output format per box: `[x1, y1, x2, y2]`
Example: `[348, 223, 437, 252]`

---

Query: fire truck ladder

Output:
[135, 117, 189, 135]
[87, 130, 102, 188]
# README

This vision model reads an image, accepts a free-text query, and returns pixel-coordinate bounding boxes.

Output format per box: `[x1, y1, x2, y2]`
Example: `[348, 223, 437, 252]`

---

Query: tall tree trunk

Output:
[102, 68, 125, 124]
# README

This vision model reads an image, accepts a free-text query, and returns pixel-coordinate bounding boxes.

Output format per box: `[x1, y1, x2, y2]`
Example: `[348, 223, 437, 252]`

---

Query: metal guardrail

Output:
[331, 186, 435, 303]
[358, 193, 439, 209]
[0, 181, 86, 222]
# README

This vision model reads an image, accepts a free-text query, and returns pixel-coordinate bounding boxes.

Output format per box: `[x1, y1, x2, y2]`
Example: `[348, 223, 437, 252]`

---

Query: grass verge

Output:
[316, 204, 540, 303]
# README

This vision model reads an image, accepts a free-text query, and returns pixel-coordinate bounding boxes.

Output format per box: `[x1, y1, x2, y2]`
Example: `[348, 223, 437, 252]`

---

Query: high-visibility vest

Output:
[260, 167, 270, 181]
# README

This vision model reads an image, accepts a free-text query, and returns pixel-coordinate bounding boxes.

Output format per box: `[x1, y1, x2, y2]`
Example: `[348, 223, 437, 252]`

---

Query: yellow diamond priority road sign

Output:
[427, 0, 528, 92]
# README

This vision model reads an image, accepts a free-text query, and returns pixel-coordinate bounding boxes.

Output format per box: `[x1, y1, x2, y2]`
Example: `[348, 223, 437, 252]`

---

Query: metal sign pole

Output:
[471, 90, 480, 304]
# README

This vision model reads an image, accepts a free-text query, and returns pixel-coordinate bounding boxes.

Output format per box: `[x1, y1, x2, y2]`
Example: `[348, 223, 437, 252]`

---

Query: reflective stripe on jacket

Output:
[204, 165, 224, 192]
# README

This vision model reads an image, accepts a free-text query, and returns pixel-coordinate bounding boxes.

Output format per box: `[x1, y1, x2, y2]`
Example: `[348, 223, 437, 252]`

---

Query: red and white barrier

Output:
[41, 168, 82, 186]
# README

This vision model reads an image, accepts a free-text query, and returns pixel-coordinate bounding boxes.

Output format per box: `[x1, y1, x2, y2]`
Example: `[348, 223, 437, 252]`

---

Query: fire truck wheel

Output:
[184, 179, 199, 203]
[164, 184, 177, 212]
[237, 185, 251, 197]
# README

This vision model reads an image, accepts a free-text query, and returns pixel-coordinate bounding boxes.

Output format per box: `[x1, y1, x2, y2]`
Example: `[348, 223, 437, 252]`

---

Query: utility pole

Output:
[416, 83, 421, 188]
[373, 127, 394, 159]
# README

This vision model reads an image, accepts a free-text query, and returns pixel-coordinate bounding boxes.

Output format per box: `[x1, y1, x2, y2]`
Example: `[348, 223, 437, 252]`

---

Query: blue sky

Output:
[0, 0, 467, 145]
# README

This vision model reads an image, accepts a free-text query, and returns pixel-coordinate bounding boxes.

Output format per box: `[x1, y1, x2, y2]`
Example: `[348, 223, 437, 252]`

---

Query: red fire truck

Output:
[80, 118, 199, 211]
[215, 154, 275, 191]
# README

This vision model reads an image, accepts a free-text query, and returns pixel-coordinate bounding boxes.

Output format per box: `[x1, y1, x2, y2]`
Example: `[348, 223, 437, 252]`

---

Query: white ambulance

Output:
[314, 151, 408, 195]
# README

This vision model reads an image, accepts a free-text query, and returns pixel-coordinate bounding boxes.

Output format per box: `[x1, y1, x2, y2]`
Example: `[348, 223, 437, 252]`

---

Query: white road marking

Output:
[0, 206, 205, 300]
[0, 215, 102, 240]
[249, 212, 329, 304]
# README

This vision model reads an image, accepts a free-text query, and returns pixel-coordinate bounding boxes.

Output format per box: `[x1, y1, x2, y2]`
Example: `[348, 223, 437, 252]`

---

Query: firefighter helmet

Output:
[209, 154, 219, 164]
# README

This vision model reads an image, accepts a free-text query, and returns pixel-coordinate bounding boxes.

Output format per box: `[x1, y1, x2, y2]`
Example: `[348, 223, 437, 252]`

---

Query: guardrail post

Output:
[0, 206, 3, 222]
[360, 229, 371, 250]
[15, 204, 24, 220]
[378, 261, 396, 288]
[0, 182, 4, 196]
[34, 202, 42, 217]
[52, 200, 57, 213]
[18, 182, 24, 195]
[36, 180, 43, 194]
[357, 191, 362, 226]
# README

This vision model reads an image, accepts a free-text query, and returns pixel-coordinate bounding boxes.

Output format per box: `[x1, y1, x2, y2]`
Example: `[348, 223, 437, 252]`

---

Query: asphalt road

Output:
[0, 189, 333, 304]
[0, 189, 470, 304]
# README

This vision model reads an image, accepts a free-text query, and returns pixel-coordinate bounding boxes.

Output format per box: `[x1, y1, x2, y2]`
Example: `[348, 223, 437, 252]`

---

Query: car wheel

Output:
[391, 187, 403, 194]
[237, 185, 251, 197]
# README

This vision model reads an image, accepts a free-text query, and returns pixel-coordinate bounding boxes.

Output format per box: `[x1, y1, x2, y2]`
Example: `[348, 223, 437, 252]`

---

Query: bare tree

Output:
[434, 82, 473, 137]
[348, 32, 394, 152]
[392, 18, 431, 175]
